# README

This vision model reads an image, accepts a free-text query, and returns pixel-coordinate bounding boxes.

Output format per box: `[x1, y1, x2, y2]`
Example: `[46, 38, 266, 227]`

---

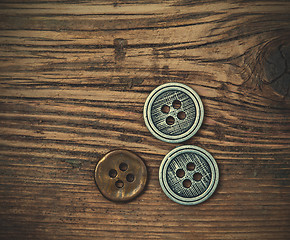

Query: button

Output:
[94, 150, 147, 202]
[143, 82, 204, 143]
[159, 145, 219, 205]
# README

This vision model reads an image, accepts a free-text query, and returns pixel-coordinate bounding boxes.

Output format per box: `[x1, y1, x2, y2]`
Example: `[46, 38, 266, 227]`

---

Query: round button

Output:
[94, 150, 147, 202]
[143, 82, 204, 143]
[159, 145, 219, 205]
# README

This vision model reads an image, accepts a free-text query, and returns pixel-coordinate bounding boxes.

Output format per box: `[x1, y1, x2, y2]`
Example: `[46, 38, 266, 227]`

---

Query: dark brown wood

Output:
[0, 1, 289, 239]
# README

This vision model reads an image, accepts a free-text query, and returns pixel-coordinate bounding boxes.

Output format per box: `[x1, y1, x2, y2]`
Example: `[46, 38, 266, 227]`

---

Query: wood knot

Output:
[114, 38, 128, 62]
[264, 40, 290, 98]
[244, 35, 290, 99]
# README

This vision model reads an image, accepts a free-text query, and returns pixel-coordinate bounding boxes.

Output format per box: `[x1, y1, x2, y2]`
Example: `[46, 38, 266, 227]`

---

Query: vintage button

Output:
[143, 82, 204, 143]
[94, 150, 147, 202]
[159, 145, 219, 205]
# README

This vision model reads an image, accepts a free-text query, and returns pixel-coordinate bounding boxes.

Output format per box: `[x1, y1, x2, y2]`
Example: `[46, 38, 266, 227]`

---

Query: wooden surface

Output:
[0, 1, 290, 239]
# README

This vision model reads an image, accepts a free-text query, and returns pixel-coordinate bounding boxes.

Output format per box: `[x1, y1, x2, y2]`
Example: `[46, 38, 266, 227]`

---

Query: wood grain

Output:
[0, 0, 289, 239]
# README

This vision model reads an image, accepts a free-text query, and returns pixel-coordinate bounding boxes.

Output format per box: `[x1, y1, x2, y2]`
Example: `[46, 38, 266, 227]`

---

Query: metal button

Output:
[94, 150, 147, 202]
[143, 82, 204, 143]
[159, 145, 219, 205]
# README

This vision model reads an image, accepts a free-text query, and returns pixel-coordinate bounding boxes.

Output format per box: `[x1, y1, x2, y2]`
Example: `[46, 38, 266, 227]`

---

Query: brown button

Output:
[94, 150, 147, 202]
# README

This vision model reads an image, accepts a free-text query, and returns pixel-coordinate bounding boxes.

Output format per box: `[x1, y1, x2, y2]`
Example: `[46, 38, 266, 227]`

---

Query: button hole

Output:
[109, 169, 117, 178]
[166, 116, 175, 125]
[119, 162, 128, 171]
[161, 105, 170, 114]
[115, 180, 124, 188]
[126, 174, 134, 182]
[172, 100, 181, 109]
[176, 169, 185, 178]
[186, 162, 195, 171]
[177, 111, 186, 120]
[193, 173, 202, 181]
[183, 179, 192, 188]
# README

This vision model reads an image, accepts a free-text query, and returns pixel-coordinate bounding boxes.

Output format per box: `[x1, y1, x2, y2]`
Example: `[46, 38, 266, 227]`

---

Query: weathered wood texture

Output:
[0, 0, 290, 239]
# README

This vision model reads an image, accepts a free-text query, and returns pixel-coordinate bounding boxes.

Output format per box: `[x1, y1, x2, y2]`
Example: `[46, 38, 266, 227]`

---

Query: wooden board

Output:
[0, 0, 289, 239]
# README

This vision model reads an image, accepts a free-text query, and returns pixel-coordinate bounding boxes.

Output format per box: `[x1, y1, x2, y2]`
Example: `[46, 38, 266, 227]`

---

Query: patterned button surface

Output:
[94, 150, 147, 202]
[159, 145, 219, 205]
[143, 83, 204, 143]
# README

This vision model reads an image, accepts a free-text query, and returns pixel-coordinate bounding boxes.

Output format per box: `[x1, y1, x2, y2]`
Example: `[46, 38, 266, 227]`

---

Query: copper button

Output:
[94, 150, 147, 202]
